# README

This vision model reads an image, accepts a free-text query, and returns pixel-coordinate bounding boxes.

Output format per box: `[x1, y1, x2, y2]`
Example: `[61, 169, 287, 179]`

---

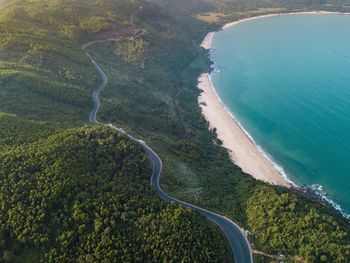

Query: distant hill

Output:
[0, 0, 144, 122]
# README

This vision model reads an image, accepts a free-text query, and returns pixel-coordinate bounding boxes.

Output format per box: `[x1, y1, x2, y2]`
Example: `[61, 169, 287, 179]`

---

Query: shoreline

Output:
[201, 11, 350, 50]
[198, 10, 350, 188]
[222, 10, 350, 30]
[198, 73, 291, 187]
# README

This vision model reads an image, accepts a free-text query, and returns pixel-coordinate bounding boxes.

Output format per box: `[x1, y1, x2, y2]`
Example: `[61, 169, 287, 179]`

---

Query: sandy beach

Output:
[200, 32, 215, 50]
[222, 10, 350, 30]
[201, 11, 350, 50]
[198, 73, 290, 186]
[198, 10, 350, 186]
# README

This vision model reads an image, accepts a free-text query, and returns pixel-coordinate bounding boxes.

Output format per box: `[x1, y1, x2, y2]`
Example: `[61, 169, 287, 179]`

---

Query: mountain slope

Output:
[0, 0, 232, 262]
[0, 117, 230, 262]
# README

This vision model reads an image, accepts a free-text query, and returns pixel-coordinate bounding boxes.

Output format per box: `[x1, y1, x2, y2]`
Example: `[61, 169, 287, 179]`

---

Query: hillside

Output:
[0, 0, 231, 262]
[0, 0, 144, 122]
[84, 0, 350, 262]
[0, 0, 350, 262]
[0, 115, 230, 262]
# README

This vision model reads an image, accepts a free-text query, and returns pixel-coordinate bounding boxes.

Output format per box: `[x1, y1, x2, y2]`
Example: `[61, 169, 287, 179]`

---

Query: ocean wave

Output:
[207, 73, 296, 187]
[208, 72, 350, 219]
[310, 184, 350, 219]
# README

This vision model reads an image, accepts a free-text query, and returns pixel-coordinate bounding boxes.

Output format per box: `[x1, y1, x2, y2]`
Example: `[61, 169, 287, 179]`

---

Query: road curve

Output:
[82, 44, 108, 124]
[83, 41, 253, 263]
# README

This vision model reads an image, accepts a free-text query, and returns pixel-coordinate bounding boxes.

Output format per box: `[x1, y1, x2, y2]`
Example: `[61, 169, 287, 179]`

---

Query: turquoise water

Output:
[211, 14, 350, 216]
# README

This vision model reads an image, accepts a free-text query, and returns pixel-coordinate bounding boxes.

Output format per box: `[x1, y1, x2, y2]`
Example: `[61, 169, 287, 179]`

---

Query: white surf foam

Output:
[311, 184, 350, 219]
[208, 70, 350, 218]
[207, 72, 296, 187]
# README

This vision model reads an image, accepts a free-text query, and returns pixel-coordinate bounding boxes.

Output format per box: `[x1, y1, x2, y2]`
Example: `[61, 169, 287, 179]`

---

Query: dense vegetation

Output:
[0, 112, 58, 150]
[0, 0, 144, 122]
[0, 0, 231, 261]
[87, 0, 350, 262]
[0, 118, 229, 262]
[116, 37, 148, 68]
[1, 0, 350, 262]
[247, 186, 350, 262]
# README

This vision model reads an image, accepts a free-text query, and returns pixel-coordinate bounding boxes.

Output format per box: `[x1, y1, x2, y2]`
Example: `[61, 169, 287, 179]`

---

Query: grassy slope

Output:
[0, 0, 142, 122]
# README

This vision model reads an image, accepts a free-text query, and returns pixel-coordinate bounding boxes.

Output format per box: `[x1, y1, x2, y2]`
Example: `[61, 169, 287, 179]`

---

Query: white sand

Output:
[198, 11, 350, 186]
[200, 32, 215, 50]
[222, 11, 350, 30]
[198, 74, 290, 186]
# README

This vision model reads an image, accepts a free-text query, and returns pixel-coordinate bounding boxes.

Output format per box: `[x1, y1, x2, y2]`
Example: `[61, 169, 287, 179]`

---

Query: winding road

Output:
[82, 27, 253, 263]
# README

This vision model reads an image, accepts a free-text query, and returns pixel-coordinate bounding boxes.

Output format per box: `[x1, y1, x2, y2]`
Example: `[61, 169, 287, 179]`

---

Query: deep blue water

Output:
[211, 14, 350, 216]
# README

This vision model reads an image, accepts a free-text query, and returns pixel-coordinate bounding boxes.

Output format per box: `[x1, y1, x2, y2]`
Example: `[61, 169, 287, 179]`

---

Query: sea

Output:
[210, 13, 350, 217]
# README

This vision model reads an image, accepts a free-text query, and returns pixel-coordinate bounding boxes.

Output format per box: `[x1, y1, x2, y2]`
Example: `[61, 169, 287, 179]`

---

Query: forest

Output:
[0, 0, 349, 262]
[0, 116, 230, 262]
[247, 186, 350, 262]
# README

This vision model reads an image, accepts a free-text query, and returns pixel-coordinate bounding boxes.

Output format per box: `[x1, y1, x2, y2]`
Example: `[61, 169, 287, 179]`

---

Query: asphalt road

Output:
[144, 144, 253, 263]
[83, 41, 253, 263]
[81, 46, 108, 124]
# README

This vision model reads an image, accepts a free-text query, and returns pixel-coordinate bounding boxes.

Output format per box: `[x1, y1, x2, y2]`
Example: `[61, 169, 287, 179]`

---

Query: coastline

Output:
[198, 73, 291, 187]
[198, 10, 350, 188]
[222, 10, 350, 31]
[201, 11, 350, 50]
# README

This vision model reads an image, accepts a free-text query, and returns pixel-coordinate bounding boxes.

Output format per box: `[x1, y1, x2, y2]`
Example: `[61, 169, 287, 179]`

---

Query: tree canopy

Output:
[0, 123, 230, 262]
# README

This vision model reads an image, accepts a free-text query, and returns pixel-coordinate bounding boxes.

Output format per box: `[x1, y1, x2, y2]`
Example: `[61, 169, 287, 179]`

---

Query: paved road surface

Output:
[145, 144, 253, 263]
[83, 39, 253, 263]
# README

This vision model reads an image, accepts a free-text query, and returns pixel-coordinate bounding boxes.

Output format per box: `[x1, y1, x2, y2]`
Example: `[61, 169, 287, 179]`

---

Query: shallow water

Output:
[211, 14, 350, 216]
